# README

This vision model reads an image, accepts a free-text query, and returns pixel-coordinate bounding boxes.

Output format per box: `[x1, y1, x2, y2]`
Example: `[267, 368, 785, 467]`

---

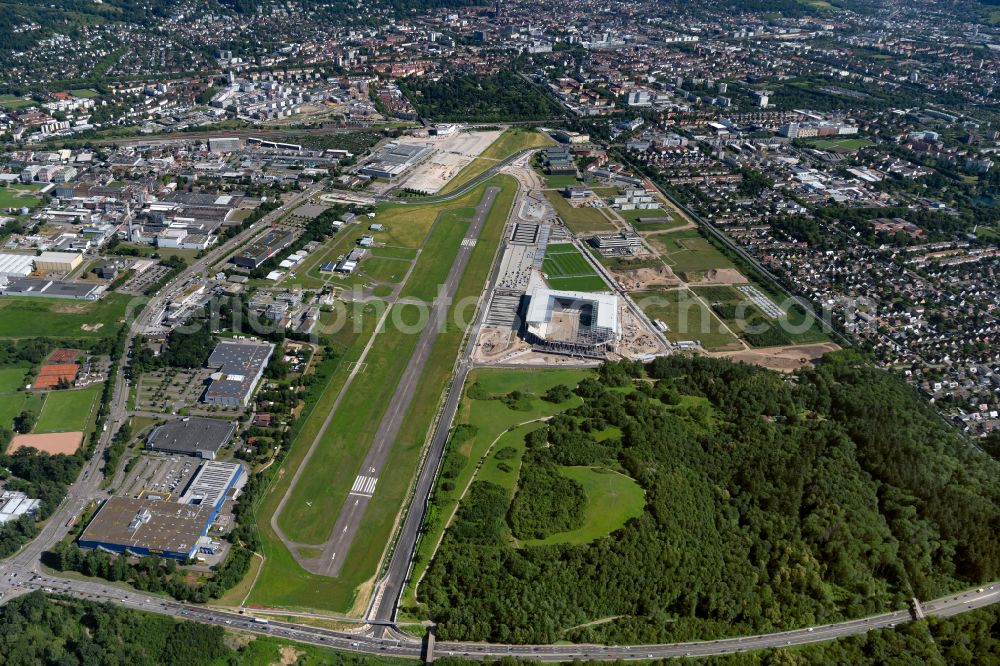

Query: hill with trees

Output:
[399, 71, 563, 122]
[422, 353, 1000, 644]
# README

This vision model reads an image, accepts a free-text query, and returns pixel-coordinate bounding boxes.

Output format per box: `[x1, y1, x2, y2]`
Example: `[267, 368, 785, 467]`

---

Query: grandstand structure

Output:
[522, 287, 620, 356]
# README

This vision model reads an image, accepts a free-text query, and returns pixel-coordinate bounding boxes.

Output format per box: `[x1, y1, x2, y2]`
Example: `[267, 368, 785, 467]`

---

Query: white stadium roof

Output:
[525, 288, 619, 333]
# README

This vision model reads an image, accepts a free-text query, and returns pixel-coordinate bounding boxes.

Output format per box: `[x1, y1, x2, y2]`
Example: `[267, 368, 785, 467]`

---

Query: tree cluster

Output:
[423, 355, 1000, 645]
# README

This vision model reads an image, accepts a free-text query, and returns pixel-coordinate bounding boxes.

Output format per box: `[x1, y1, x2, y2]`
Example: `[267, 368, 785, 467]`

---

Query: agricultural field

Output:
[650, 229, 737, 277]
[544, 191, 617, 234]
[34, 385, 102, 433]
[541, 243, 608, 292]
[0, 294, 131, 338]
[634, 288, 741, 351]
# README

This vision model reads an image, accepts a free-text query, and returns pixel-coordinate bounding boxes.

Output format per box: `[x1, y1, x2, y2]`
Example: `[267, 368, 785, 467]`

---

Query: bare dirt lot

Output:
[709, 341, 841, 372]
[685, 268, 747, 285]
[395, 129, 504, 194]
[612, 264, 681, 291]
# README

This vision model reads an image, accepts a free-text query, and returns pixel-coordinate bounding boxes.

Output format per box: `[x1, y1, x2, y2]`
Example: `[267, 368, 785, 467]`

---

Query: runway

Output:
[312, 185, 501, 577]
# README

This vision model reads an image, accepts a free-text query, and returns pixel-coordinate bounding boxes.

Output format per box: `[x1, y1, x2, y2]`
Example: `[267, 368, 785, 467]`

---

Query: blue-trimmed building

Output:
[79, 461, 244, 561]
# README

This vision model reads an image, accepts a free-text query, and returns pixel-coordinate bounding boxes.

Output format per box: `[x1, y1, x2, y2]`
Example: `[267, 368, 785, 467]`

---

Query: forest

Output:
[0, 591, 411, 666]
[422, 353, 1000, 645]
[399, 71, 563, 122]
[0, 591, 228, 666]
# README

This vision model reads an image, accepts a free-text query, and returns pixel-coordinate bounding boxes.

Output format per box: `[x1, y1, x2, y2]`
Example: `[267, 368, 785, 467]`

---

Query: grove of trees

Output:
[422, 354, 1000, 645]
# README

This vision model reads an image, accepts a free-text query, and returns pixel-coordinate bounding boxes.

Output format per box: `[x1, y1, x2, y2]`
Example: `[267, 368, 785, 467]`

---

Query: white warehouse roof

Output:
[0, 253, 34, 279]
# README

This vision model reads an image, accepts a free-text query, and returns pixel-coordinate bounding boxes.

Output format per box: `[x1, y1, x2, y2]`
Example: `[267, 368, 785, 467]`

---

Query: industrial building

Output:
[523, 287, 619, 355]
[358, 142, 432, 180]
[0, 491, 40, 524]
[202, 340, 275, 407]
[179, 460, 244, 507]
[78, 461, 244, 560]
[1, 277, 105, 300]
[208, 137, 242, 153]
[78, 498, 219, 560]
[542, 147, 577, 176]
[146, 417, 236, 459]
[231, 229, 296, 270]
[0, 253, 34, 282]
[33, 251, 83, 274]
[588, 231, 644, 255]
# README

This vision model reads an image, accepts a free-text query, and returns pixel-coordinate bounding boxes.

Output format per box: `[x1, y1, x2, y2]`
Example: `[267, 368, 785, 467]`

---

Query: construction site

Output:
[387, 127, 504, 194]
[471, 154, 669, 367]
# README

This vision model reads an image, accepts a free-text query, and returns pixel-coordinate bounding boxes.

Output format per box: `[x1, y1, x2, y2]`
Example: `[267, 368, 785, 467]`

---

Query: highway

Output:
[4, 571, 1000, 661]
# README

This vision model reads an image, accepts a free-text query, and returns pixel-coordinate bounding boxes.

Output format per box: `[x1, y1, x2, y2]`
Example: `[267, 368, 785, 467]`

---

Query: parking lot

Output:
[134, 367, 215, 414]
[118, 452, 199, 500]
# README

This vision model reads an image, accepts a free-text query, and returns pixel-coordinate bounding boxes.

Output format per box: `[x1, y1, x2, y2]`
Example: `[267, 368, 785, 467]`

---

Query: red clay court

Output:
[48, 348, 80, 363]
[9, 432, 84, 455]
[34, 363, 80, 389]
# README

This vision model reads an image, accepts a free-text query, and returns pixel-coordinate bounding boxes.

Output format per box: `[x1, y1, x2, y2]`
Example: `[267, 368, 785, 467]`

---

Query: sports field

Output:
[0, 365, 36, 434]
[802, 137, 872, 153]
[0, 187, 42, 210]
[0, 295, 131, 338]
[521, 466, 645, 547]
[0, 95, 35, 110]
[34, 385, 102, 433]
[542, 244, 608, 292]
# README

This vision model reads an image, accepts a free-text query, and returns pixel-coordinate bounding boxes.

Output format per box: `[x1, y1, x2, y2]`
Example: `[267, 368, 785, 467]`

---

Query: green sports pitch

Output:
[542, 244, 608, 292]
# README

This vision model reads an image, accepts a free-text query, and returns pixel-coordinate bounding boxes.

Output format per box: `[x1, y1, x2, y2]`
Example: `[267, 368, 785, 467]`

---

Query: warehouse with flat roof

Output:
[202, 340, 275, 407]
[231, 229, 296, 270]
[358, 142, 432, 180]
[146, 417, 236, 459]
[0, 253, 34, 281]
[0, 277, 105, 300]
[34, 251, 83, 274]
[79, 460, 244, 560]
[78, 497, 218, 560]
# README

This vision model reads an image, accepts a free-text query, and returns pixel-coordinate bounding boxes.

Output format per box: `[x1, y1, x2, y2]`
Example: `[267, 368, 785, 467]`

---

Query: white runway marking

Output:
[461, 238, 477, 248]
[349, 475, 378, 497]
